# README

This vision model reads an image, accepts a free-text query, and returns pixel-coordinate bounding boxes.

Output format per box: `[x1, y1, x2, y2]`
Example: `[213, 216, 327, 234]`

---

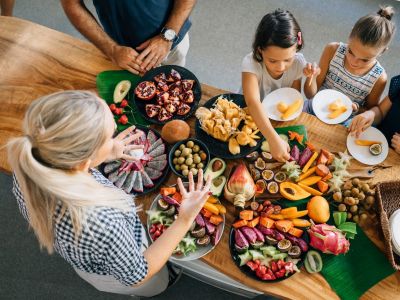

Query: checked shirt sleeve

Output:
[101, 216, 149, 286]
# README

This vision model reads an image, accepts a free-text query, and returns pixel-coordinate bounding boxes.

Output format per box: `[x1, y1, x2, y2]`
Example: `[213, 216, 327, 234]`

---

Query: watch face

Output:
[164, 29, 176, 41]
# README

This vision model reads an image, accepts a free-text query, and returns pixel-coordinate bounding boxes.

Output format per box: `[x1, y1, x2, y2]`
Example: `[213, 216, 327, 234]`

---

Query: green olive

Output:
[193, 156, 201, 164]
[186, 141, 195, 148]
[182, 169, 189, 176]
[190, 168, 198, 176]
[193, 145, 200, 152]
[179, 144, 185, 151]
[173, 158, 178, 164]
[197, 163, 204, 169]
[190, 164, 196, 169]
[177, 157, 185, 164]
[181, 148, 191, 157]
[185, 158, 193, 166]
[174, 150, 181, 157]
[175, 164, 181, 171]
[181, 164, 188, 171]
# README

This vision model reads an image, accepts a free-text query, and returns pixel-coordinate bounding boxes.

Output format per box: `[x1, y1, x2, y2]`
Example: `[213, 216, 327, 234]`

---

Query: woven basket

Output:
[376, 181, 400, 271]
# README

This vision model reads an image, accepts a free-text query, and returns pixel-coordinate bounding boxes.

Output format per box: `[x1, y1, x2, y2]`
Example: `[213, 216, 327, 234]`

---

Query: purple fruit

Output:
[145, 167, 163, 180]
[146, 159, 167, 171]
[256, 225, 274, 236]
[240, 227, 257, 244]
[162, 195, 180, 206]
[273, 229, 285, 241]
[204, 218, 216, 235]
[132, 171, 143, 193]
[212, 224, 223, 246]
[195, 214, 205, 227]
[290, 145, 300, 163]
[141, 170, 154, 188]
[147, 130, 158, 145]
[235, 229, 249, 249]
[148, 143, 166, 158]
[253, 227, 265, 243]
[283, 233, 309, 252]
[298, 147, 313, 168]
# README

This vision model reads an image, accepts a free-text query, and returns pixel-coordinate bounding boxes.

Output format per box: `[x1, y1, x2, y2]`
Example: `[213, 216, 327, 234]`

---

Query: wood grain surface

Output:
[0, 16, 399, 300]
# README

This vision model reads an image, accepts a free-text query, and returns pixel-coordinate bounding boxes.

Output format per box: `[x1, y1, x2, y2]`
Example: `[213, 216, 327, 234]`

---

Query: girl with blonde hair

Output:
[7, 90, 211, 296]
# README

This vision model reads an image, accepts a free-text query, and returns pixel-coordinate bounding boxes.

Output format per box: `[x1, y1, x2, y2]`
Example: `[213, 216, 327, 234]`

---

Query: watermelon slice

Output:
[148, 143, 165, 157]
[146, 159, 167, 171]
[122, 170, 137, 194]
[145, 167, 163, 180]
[148, 138, 163, 153]
[151, 154, 167, 162]
[147, 130, 158, 145]
[141, 170, 154, 188]
[132, 171, 143, 193]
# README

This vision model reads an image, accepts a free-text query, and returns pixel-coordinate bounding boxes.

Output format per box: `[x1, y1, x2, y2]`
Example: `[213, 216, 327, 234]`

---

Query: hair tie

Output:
[297, 31, 302, 46]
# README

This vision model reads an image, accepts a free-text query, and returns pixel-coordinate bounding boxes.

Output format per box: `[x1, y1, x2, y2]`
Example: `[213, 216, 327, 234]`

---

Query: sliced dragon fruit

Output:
[108, 169, 120, 183]
[148, 143, 166, 158]
[141, 170, 154, 188]
[122, 171, 137, 194]
[114, 171, 129, 188]
[146, 159, 167, 171]
[131, 160, 144, 171]
[151, 154, 167, 162]
[132, 171, 143, 193]
[132, 129, 147, 145]
[145, 167, 163, 180]
[104, 161, 121, 174]
[148, 138, 163, 153]
[147, 130, 158, 145]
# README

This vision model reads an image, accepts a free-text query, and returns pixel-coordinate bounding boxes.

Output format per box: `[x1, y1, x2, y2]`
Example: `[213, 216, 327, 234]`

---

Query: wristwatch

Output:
[161, 27, 178, 43]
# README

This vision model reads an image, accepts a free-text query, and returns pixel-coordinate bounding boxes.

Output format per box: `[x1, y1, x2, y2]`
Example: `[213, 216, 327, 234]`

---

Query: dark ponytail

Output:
[350, 6, 396, 49]
[252, 9, 303, 62]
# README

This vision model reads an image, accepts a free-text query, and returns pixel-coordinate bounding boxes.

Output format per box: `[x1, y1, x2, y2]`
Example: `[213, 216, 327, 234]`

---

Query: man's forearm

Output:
[165, 0, 196, 33]
[61, 0, 117, 57]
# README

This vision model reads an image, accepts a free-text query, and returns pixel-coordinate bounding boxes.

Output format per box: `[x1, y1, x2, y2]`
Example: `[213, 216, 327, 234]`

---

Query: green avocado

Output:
[204, 157, 226, 180]
[210, 175, 226, 197]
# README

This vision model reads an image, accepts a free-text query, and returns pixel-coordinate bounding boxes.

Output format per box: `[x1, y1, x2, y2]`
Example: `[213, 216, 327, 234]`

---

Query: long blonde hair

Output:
[7, 91, 132, 253]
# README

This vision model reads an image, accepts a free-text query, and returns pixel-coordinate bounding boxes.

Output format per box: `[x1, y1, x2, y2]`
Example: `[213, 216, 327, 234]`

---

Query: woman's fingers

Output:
[116, 126, 136, 140]
[177, 177, 187, 197]
[126, 144, 145, 151]
[196, 169, 204, 190]
[188, 171, 194, 192]
[203, 174, 212, 192]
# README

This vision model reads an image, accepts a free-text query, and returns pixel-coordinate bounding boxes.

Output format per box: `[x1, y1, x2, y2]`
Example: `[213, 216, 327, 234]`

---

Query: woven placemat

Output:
[376, 180, 400, 270]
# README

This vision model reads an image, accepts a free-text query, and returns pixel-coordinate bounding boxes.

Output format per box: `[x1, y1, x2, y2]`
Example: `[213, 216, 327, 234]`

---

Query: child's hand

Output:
[348, 111, 375, 138]
[391, 133, 400, 155]
[269, 134, 291, 162]
[303, 62, 321, 78]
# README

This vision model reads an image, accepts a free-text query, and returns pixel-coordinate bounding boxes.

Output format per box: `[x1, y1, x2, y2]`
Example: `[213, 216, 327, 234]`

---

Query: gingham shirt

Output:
[12, 169, 148, 286]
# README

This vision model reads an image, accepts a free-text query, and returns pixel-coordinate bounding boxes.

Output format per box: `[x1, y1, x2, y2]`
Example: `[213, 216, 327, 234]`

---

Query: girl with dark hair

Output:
[242, 9, 312, 162]
[303, 6, 396, 123]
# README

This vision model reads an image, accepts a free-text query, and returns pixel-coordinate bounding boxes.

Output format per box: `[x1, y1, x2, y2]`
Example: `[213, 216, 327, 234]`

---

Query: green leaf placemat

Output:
[275, 124, 308, 150]
[320, 226, 395, 300]
[96, 70, 150, 131]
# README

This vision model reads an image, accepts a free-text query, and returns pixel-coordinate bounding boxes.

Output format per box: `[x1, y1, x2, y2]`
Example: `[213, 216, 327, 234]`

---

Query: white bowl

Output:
[389, 209, 400, 256]
[312, 89, 353, 124]
[262, 87, 303, 121]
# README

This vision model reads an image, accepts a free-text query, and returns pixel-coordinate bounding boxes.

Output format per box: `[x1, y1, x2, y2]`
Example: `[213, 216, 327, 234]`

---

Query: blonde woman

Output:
[7, 91, 211, 297]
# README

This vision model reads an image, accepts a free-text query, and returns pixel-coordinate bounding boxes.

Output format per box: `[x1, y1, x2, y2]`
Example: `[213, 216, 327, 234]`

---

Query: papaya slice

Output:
[281, 207, 298, 216]
[355, 139, 382, 146]
[298, 176, 322, 186]
[298, 183, 323, 196]
[281, 99, 302, 120]
[275, 220, 294, 233]
[279, 182, 311, 201]
[260, 216, 275, 228]
[297, 166, 316, 182]
[283, 210, 309, 219]
[288, 227, 304, 238]
[292, 218, 312, 227]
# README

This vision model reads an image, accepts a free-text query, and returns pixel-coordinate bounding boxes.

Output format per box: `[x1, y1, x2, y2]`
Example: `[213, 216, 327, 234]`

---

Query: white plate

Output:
[346, 127, 389, 165]
[312, 89, 353, 124]
[262, 87, 303, 121]
[147, 183, 225, 261]
[389, 210, 400, 256]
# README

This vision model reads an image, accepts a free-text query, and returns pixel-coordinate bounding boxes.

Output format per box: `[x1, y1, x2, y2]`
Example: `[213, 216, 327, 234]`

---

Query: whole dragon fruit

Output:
[308, 222, 350, 255]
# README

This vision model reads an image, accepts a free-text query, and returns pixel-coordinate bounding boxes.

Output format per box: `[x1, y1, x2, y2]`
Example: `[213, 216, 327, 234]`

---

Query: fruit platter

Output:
[101, 125, 170, 195]
[133, 65, 201, 125]
[195, 93, 263, 159]
[229, 201, 309, 281]
[146, 184, 226, 261]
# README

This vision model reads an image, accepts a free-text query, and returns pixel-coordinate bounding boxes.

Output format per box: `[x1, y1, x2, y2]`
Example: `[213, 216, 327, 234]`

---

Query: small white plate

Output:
[262, 88, 303, 121]
[389, 209, 400, 255]
[346, 127, 389, 165]
[312, 89, 353, 124]
[147, 183, 225, 261]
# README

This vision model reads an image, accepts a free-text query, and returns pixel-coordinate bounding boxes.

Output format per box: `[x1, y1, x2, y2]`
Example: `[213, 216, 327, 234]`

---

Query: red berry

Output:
[118, 115, 128, 125]
[109, 104, 117, 112]
[120, 99, 128, 108]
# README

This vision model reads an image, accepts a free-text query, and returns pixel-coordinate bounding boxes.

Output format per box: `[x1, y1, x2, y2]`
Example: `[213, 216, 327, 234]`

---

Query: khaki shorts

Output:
[162, 33, 190, 67]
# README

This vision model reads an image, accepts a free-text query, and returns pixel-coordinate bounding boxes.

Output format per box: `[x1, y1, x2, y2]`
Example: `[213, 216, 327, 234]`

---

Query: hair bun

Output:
[378, 6, 394, 20]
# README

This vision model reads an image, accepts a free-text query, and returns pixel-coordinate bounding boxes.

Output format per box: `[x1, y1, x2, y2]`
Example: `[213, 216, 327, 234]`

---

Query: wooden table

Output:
[0, 17, 399, 300]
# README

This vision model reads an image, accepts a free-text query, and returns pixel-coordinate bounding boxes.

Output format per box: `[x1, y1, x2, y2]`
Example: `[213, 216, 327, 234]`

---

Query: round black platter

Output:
[195, 93, 264, 159]
[99, 125, 170, 196]
[133, 65, 202, 125]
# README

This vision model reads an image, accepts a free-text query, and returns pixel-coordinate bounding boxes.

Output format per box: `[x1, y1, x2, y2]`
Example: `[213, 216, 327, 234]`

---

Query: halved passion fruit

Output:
[250, 166, 261, 180]
[255, 179, 267, 193]
[246, 151, 259, 162]
[277, 239, 292, 252]
[261, 151, 273, 162]
[369, 143, 382, 156]
[255, 157, 266, 170]
[288, 245, 302, 258]
[274, 171, 287, 183]
[196, 234, 211, 247]
[262, 169, 274, 181]
[267, 181, 279, 194]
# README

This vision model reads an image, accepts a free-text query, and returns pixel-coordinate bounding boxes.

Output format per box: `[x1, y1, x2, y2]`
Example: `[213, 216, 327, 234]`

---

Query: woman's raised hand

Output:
[177, 169, 212, 223]
[109, 126, 144, 161]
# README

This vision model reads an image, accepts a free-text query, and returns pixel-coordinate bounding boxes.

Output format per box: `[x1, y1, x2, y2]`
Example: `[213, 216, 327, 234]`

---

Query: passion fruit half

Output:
[267, 181, 279, 194]
[255, 157, 266, 170]
[277, 239, 292, 252]
[262, 169, 274, 181]
[246, 151, 259, 162]
[288, 245, 302, 258]
[196, 234, 211, 247]
[274, 171, 287, 183]
[369, 143, 382, 156]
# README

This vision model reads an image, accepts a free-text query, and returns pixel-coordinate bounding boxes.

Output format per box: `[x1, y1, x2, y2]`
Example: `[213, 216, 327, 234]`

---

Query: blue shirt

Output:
[378, 75, 400, 145]
[93, 0, 191, 49]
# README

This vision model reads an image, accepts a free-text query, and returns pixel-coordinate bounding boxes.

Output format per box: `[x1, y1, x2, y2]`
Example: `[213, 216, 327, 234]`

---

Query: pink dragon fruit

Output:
[308, 223, 350, 255]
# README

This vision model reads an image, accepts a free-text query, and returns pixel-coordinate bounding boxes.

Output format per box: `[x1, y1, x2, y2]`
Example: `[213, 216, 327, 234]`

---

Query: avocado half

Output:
[204, 157, 226, 180]
[210, 175, 227, 197]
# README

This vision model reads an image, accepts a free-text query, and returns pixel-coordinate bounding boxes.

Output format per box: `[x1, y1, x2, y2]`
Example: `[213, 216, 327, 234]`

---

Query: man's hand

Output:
[109, 45, 145, 75]
[136, 36, 172, 71]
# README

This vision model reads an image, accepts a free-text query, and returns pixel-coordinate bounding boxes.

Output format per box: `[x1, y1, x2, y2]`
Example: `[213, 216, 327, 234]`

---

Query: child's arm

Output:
[304, 43, 338, 99]
[349, 95, 392, 137]
[391, 133, 400, 155]
[242, 72, 291, 162]
[291, 79, 301, 92]
[364, 72, 387, 109]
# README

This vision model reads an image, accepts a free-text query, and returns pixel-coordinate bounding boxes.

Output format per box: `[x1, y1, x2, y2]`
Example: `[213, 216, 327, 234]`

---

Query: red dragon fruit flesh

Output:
[308, 223, 350, 255]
